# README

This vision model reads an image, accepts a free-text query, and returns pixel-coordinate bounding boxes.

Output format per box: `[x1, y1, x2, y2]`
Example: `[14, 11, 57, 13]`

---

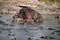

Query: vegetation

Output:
[0, 2, 5, 5]
[38, 0, 60, 2]
[38, 0, 60, 3]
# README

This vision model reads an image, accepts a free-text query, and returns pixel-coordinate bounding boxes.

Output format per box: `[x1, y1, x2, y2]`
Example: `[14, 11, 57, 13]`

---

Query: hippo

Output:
[13, 6, 43, 24]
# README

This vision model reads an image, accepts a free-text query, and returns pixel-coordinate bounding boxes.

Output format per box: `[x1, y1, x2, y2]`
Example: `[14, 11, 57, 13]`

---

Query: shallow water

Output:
[0, 14, 60, 40]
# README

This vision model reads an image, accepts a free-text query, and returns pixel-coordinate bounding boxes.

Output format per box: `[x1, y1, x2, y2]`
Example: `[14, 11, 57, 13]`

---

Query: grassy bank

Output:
[38, 0, 60, 5]
[0, 2, 5, 5]
[38, 0, 60, 2]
